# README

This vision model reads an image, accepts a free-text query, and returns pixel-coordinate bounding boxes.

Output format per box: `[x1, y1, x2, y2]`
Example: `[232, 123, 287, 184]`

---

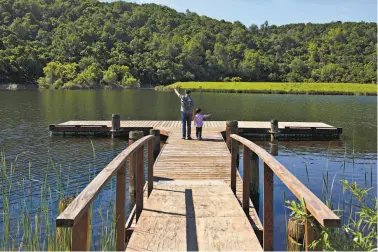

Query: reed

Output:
[285, 140, 377, 251]
[0, 152, 119, 251]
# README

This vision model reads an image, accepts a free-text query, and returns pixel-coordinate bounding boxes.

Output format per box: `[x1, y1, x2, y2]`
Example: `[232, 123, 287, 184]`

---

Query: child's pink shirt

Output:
[193, 114, 209, 127]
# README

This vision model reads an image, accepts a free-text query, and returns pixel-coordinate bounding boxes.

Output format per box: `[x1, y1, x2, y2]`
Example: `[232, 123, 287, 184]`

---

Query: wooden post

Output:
[71, 210, 91, 251]
[269, 139, 279, 156]
[111, 114, 121, 138]
[287, 217, 305, 251]
[128, 131, 143, 208]
[56, 197, 75, 249]
[270, 119, 279, 142]
[226, 121, 238, 151]
[230, 138, 238, 195]
[148, 139, 154, 197]
[242, 146, 250, 215]
[149, 129, 160, 161]
[250, 151, 259, 213]
[305, 212, 322, 251]
[135, 146, 144, 222]
[115, 166, 126, 251]
[263, 162, 274, 251]
[287, 216, 322, 251]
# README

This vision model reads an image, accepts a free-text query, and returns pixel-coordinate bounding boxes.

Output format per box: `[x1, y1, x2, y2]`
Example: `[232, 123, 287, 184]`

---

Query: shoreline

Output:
[1, 83, 376, 96]
[0, 84, 38, 90]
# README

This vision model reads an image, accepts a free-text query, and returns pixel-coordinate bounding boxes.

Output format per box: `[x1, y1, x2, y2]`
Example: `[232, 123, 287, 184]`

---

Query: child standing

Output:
[193, 108, 211, 140]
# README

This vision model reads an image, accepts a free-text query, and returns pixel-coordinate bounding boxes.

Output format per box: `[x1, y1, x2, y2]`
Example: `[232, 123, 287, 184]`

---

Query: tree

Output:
[69, 63, 102, 89]
[240, 49, 261, 80]
[0, 0, 376, 88]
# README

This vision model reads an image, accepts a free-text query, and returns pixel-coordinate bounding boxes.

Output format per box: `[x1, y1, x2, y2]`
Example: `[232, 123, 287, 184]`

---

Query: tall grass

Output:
[285, 139, 377, 251]
[156, 82, 378, 95]
[0, 152, 118, 251]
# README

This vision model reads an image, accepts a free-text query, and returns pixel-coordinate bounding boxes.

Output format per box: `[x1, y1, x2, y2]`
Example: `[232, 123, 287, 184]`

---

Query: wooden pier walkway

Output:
[55, 121, 341, 251]
[127, 129, 262, 251]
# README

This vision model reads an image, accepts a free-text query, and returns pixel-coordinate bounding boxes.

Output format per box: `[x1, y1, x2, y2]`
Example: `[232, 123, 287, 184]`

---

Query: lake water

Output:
[0, 90, 376, 250]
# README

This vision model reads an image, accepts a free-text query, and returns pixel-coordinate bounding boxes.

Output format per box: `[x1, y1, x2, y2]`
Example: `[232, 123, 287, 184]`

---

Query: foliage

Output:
[0, 0, 376, 88]
[285, 180, 377, 251]
[285, 198, 311, 220]
[230, 77, 242, 82]
[38, 62, 137, 89]
[161, 82, 377, 95]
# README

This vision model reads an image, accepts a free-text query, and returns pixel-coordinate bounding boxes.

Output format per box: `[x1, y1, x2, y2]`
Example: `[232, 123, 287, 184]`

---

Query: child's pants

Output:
[196, 127, 203, 138]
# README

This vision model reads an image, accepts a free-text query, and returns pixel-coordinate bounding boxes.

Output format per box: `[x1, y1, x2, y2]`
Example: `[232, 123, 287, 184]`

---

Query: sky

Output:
[103, 0, 377, 26]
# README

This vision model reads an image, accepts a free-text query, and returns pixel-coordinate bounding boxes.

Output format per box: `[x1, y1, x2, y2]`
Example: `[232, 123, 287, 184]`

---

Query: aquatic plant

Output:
[0, 152, 118, 251]
[285, 179, 377, 251]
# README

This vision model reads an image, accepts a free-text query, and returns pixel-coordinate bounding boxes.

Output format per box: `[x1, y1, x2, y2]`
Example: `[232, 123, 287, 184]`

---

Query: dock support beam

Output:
[250, 151, 259, 213]
[150, 129, 161, 161]
[269, 139, 279, 156]
[226, 121, 238, 151]
[135, 145, 144, 222]
[128, 131, 144, 208]
[230, 138, 238, 195]
[242, 146, 250, 215]
[111, 114, 121, 138]
[115, 163, 126, 251]
[263, 162, 274, 251]
[270, 119, 279, 141]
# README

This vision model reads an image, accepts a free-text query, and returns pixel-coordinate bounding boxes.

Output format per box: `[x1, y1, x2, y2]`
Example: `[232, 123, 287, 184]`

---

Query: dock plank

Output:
[56, 120, 336, 129]
[126, 128, 263, 251]
[126, 182, 262, 252]
[52, 120, 340, 140]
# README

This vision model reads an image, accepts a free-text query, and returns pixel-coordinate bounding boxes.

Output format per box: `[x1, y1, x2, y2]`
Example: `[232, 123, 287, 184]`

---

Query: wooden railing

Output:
[230, 134, 340, 251]
[56, 135, 155, 251]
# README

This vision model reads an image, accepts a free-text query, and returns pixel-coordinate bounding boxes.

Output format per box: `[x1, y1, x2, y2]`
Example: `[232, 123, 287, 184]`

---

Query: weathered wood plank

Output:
[148, 140, 153, 197]
[56, 135, 154, 227]
[127, 128, 264, 249]
[243, 146, 250, 214]
[116, 166, 126, 251]
[230, 134, 340, 228]
[126, 183, 262, 252]
[136, 146, 144, 222]
[56, 120, 337, 131]
[71, 209, 90, 251]
[263, 162, 274, 251]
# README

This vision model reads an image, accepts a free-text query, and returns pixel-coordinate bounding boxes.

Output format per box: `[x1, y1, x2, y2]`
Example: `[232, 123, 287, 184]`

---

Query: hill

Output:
[0, 0, 376, 89]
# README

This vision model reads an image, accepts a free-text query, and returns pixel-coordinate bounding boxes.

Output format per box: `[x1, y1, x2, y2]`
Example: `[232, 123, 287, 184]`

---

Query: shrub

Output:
[231, 77, 242, 82]
[122, 77, 140, 88]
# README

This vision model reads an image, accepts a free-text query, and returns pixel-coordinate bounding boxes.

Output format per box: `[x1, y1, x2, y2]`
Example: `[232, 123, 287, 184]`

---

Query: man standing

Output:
[174, 89, 194, 140]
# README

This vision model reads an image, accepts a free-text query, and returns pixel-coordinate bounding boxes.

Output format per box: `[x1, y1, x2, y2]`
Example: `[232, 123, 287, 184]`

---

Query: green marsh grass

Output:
[0, 152, 118, 251]
[285, 140, 377, 251]
[157, 82, 377, 95]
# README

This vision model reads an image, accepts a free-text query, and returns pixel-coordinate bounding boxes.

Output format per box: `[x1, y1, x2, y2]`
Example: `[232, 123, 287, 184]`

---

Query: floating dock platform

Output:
[49, 120, 342, 140]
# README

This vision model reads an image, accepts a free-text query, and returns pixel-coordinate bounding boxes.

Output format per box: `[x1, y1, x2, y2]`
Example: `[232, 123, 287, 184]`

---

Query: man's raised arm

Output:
[174, 88, 181, 98]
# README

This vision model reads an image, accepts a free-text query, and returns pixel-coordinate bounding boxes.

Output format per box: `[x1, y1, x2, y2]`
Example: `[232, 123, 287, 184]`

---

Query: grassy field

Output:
[156, 82, 377, 95]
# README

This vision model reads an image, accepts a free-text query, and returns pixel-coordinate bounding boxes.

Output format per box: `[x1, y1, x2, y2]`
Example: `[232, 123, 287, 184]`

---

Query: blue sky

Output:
[103, 0, 377, 26]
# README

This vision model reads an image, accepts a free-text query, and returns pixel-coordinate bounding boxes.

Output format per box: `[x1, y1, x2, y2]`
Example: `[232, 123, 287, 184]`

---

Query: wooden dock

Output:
[127, 129, 262, 251]
[55, 120, 341, 251]
[49, 119, 342, 140]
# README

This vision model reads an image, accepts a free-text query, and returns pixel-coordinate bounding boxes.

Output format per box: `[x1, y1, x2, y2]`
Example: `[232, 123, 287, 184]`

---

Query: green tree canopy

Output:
[0, 0, 376, 89]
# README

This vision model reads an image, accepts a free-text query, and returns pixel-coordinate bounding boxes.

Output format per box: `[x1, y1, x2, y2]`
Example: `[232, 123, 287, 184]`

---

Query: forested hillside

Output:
[0, 0, 376, 89]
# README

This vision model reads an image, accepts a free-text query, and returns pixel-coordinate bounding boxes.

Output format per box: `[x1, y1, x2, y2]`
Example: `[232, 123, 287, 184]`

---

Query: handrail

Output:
[230, 134, 340, 250]
[56, 134, 155, 251]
